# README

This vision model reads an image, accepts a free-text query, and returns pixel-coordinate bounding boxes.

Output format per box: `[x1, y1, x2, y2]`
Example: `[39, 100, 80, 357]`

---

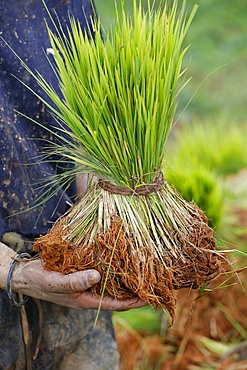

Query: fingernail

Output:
[86, 271, 101, 285]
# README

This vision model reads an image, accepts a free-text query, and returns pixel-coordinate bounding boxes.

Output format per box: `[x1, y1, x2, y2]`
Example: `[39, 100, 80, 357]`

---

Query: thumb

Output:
[63, 270, 101, 292]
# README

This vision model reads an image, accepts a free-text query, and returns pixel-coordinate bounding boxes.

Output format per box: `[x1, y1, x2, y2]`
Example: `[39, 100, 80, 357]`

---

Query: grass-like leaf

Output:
[25, 0, 198, 188]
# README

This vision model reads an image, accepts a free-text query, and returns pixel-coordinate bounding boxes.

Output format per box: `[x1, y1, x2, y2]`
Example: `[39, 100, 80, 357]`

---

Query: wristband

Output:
[7, 252, 32, 307]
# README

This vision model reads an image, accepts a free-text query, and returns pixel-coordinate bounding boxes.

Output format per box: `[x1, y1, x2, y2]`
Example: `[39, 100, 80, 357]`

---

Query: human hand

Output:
[12, 258, 147, 310]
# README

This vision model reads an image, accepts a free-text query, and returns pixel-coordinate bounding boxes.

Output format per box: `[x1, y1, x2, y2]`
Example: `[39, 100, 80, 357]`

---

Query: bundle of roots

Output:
[34, 179, 224, 320]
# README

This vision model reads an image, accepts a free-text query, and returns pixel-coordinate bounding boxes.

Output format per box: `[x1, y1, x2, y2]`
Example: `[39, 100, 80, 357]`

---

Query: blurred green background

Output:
[95, 0, 247, 122]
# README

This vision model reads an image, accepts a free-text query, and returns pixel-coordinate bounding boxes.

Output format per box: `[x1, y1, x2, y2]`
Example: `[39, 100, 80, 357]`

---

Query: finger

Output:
[100, 297, 147, 311]
[59, 270, 101, 292]
[74, 292, 147, 311]
[21, 260, 101, 293]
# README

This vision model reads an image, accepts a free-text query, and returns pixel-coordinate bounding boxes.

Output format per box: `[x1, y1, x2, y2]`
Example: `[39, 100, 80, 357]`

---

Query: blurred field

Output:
[95, 0, 247, 122]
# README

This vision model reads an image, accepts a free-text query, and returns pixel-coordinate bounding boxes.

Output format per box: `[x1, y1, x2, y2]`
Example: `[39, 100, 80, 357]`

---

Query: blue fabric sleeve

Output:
[0, 0, 96, 238]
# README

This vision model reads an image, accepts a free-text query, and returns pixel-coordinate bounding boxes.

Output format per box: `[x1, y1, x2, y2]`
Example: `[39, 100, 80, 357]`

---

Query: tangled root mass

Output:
[34, 186, 224, 321]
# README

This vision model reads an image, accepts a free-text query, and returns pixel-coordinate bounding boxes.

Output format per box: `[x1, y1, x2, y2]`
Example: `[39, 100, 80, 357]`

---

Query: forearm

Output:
[0, 241, 16, 290]
[76, 174, 98, 198]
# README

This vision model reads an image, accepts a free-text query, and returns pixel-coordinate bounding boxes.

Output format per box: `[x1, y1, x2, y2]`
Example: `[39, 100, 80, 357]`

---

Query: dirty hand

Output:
[12, 258, 146, 310]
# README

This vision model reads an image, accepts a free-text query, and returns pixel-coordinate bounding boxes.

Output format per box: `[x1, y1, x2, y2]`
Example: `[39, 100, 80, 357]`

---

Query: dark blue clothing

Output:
[0, 1, 120, 369]
[0, 0, 95, 238]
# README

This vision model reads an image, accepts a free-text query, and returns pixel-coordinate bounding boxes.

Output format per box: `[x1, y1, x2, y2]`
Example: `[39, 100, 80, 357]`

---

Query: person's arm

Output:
[0, 242, 17, 289]
[0, 241, 146, 310]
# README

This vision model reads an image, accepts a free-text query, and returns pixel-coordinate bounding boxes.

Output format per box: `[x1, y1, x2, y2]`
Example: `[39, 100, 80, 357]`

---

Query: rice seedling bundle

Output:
[31, 0, 223, 320]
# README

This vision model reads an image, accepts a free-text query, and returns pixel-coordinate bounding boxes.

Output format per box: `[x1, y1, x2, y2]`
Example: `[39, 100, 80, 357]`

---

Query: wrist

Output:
[0, 242, 17, 290]
[7, 252, 32, 307]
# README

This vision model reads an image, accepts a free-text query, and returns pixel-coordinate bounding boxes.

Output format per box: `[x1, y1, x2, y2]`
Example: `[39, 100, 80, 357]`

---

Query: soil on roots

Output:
[33, 205, 224, 320]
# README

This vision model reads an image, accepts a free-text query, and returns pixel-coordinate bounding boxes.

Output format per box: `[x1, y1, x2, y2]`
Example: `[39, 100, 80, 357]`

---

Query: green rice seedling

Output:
[14, 0, 226, 320]
[165, 119, 247, 250]
[165, 159, 224, 229]
[167, 120, 247, 177]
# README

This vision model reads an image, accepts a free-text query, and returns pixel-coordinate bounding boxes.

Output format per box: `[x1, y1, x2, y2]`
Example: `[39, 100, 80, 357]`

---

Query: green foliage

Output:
[164, 119, 247, 230]
[28, 0, 197, 188]
[165, 161, 224, 228]
[182, 0, 247, 121]
[113, 306, 165, 334]
[168, 120, 247, 176]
